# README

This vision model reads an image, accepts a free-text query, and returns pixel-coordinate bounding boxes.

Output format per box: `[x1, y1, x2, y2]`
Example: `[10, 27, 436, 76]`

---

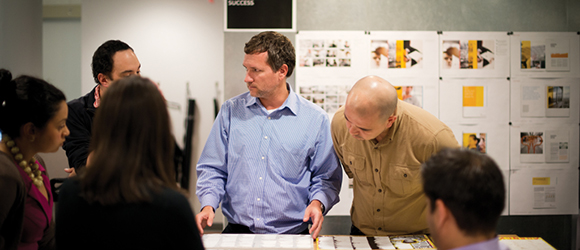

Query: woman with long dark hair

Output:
[0, 69, 68, 250]
[55, 75, 203, 249]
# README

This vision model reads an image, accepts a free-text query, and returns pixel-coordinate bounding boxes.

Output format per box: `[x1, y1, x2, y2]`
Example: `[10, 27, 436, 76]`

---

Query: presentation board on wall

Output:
[295, 30, 580, 216]
[510, 32, 580, 78]
[439, 32, 510, 78]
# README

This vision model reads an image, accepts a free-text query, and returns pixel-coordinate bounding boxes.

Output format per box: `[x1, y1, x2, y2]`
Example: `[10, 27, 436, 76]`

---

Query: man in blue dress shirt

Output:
[195, 31, 342, 239]
[422, 148, 509, 250]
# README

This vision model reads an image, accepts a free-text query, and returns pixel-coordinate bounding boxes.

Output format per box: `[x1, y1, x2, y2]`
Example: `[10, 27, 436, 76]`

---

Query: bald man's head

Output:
[346, 75, 398, 123]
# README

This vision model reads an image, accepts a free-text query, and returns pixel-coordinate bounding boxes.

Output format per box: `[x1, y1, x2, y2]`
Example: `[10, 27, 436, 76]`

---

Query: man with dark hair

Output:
[196, 31, 342, 239]
[422, 148, 508, 250]
[331, 75, 459, 236]
[63, 40, 140, 174]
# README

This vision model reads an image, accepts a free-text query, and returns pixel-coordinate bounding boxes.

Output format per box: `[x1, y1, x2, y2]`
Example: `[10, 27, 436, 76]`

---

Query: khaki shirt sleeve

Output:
[331, 111, 353, 179]
[435, 127, 461, 150]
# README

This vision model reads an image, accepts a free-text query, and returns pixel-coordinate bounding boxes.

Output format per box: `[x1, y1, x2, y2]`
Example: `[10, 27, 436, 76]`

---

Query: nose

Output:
[244, 71, 253, 83]
[346, 122, 359, 136]
[64, 125, 70, 137]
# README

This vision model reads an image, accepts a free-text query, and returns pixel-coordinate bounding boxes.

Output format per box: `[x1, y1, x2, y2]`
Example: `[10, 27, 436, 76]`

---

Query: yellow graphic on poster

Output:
[463, 133, 486, 153]
[521, 40, 531, 69]
[532, 177, 550, 185]
[395, 86, 403, 99]
[462, 86, 484, 107]
[396, 40, 405, 68]
[468, 40, 478, 69]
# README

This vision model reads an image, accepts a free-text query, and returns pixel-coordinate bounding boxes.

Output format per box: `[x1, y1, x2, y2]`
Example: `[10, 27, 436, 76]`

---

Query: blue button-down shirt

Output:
[196, 85, 342, 234]
[453, 237, 510, 250]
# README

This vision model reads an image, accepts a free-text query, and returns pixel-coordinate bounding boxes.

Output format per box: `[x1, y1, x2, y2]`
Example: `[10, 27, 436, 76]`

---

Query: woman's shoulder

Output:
[152, 188, 190, 206]
[0, 151, 22, 180]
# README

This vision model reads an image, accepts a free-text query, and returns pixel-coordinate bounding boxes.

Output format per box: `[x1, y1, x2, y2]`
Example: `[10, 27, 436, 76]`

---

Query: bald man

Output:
[331, 75, 459, 236]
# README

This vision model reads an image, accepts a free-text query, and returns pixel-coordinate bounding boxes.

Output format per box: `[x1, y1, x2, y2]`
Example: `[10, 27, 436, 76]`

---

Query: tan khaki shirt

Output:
[331, 101, 459, 235]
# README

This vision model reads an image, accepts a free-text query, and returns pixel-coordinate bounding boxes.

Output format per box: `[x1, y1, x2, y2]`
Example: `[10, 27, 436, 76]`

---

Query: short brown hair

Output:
[81, 75, 178, 205]
[244, 31, 295, 77]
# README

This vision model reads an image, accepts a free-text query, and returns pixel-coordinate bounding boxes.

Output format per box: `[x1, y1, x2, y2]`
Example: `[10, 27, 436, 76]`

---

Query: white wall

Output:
[81, 0, 224, 213]
[43, 19, 81, 102]
[0, 0, 42, 77]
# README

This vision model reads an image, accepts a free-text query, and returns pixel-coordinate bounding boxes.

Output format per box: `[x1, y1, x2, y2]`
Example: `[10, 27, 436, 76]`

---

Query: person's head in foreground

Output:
[82, 75, 176, 204]
[422, 148, 506, 250]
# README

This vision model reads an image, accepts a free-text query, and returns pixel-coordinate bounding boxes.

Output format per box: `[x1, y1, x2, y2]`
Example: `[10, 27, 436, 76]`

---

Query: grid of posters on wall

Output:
[296, 30, 579, 216]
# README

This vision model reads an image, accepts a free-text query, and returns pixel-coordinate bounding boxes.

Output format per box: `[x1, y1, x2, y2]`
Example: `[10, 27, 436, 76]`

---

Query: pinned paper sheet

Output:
[545, 130, 569, 163]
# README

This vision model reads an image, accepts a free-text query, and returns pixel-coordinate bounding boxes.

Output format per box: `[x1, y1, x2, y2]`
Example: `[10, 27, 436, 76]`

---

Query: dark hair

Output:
[0, 69, 66, 138]
[421, 148, 505, 236]
[91, 40, 133, 84]
[81, 75, 178, 205]
[244, 31, 295, 77]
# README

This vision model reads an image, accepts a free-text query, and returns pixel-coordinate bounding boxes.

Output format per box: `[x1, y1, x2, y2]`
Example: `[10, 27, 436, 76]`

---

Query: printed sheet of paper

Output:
[202, 234, 313, 250]
[449, 124, 510, 172]
[520, 84, 545, 117]
[387, 77, 439, 118]
[546, 38, 570, 71]
[368, 31, 439, 78]
[439, 78, 509, 124]
[500, 237, 556, 250]
[510, 78, 579, 124]
[296, 31, 368, 79]
[510, 32, 580, 78]
[544, 130, 569, 163]
[510, 168, 578, 215]
[317, 236, 396, 250]
[439, 32, 510, 78]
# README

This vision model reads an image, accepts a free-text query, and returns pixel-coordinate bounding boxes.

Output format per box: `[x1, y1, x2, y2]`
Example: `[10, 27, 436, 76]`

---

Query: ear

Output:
[277, 64, 288, 80]
[97, 73, 110, 86]
[20, 122, 37, 138]
[385, 115, 397, 129]
[433, 199, 451, 228]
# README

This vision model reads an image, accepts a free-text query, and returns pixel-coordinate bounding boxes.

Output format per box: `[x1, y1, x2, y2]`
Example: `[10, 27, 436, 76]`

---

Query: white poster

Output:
[367, 31, 439, 78]
[510, 78, 580, 124]
[385, 77, 439, 118]
[510, 32, 580, 78]
[510, 167, 578, 215]
[296, 31, 368, 79]
[439, 78, 509, 124]
[510, 124, 579, 167]
[545, 38, 570, 71]
[439, 32, 510, 78]
[448, 123, 510, 172]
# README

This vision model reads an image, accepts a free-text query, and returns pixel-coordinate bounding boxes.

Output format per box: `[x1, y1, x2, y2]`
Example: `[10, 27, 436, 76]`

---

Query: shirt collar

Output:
[383, 100, 403, 142]
[245, 83, 298, 116]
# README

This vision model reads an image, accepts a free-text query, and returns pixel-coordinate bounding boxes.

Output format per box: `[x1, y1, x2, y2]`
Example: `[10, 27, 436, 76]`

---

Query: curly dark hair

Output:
[91, 40, 133, 84]
[0, 69, 66, 138]
[244, 31, 295, 77]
